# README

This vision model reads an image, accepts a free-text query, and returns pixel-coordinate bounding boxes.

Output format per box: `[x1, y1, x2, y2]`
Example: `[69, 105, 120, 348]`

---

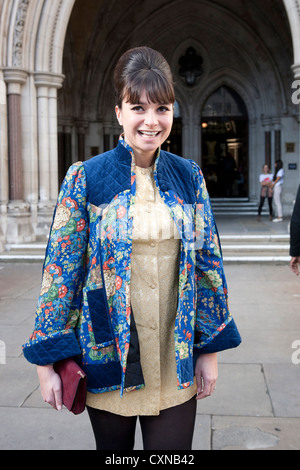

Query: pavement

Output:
[0, 214, 300, 451]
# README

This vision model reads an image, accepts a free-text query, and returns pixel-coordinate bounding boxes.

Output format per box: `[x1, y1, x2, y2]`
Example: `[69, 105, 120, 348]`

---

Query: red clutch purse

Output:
[54, 358, 87, 415]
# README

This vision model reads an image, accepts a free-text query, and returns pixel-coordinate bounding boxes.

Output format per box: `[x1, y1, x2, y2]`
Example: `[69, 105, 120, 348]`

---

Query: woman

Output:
[22, 47, 241, 450]
[272, 159, 284, 222]
[257, 164, 273, 220]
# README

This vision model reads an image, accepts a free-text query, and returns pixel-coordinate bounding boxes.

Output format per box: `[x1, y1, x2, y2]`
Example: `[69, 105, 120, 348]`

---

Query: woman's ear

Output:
[115, 106, 122, 126]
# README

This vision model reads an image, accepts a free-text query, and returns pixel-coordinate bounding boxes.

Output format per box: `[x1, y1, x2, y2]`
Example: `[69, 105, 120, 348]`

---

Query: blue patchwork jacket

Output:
[22, 140, 241, 396]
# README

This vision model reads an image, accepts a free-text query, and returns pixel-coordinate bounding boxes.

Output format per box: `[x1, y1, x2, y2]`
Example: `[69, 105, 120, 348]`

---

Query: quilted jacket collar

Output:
[115, 138, 196, 206]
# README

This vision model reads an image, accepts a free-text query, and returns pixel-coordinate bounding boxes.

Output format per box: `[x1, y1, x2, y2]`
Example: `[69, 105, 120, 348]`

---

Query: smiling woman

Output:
[115, 94, 174, 167]
[23, 46, 241, 451]
[114, 47, 175, 167]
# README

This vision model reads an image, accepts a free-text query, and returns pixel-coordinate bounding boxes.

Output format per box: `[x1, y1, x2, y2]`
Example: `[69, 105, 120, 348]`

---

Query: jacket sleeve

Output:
[290, 185, 300, 257]
[189, 160, 241, 355]
[22, 162, 88, 365]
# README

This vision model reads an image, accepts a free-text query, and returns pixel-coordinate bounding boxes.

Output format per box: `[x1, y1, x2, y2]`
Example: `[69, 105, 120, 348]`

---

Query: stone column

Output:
[181, 118, 189, 159]
[265, 131, 271, 168]
[284, 0, 300, 78]
[193, 117, 201, 166]
[49, 87, 60, 201]
[4, 68, 34, 243]
[261, 117, 272, 168]
[273, 117, 282, 162]
[76, 121, 89, 161]
[292, 63, 300, 80]
[34, 72, 64, 236]
[248, 118, 258, 202]
[103, 121, 115, 152]
[0, 71, 8, 252]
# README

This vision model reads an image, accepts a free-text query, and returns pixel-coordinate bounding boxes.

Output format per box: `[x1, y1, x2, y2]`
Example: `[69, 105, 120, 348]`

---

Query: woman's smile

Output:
[138, 130, 161, 137]
[115, 91, 173, 167]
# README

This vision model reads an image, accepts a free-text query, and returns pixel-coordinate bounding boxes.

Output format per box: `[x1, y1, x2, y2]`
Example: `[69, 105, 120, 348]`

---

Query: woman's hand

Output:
[37, 364, 63, 411]
[195, 353, 218, 400]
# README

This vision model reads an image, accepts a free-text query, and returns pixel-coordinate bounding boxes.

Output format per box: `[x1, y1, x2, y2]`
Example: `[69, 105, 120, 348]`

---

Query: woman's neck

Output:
[134, 151, 157, 168]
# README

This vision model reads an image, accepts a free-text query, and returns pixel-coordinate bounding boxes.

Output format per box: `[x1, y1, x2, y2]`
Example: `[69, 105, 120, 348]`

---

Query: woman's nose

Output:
[144, 110, 158, 126]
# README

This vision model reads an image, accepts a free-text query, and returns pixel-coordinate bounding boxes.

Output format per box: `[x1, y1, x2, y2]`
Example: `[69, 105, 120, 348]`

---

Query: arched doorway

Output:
[201, 86, 248, 198]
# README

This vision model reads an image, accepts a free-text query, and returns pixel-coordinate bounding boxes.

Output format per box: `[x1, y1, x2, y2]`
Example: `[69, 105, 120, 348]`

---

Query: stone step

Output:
[220, 234, 290, 263]
[223, 255, 290, 263]
[0, 243, 46, 262]
[0, 234, 291, 264]
[220, 235, 289, 248]
[211, 198, 265, 215]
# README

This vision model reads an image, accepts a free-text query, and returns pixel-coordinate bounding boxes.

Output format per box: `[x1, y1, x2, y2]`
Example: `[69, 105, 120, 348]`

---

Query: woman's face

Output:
[263, 165, 269, 173]
[115, 90, 173, 166]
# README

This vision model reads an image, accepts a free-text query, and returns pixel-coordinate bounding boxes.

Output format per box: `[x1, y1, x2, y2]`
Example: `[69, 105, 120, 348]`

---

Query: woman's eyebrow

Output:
[127, 100, 146, 105]
[131, 101, 170, 106]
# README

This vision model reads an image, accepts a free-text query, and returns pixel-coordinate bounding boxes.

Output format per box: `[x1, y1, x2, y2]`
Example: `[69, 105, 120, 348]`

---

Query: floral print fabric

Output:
[23, 136, 241, 399]
[86, 164, 197, 415]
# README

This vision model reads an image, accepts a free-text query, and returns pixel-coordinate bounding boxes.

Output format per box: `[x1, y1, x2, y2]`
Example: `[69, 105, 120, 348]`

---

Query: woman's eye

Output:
[158, 106, 170, 112]
[131, 106, 144, 111]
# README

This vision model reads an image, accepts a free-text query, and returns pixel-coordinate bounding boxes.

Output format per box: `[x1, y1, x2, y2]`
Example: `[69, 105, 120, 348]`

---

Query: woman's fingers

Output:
[196, 377, 217, 400]
[37, 365, 63, 410]
[195, 353, 218, 400]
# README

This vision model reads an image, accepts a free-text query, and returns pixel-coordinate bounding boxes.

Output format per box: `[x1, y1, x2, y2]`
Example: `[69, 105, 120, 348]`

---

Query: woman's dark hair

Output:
[114, 46, 175, 108]
[273, 159, 283, 181]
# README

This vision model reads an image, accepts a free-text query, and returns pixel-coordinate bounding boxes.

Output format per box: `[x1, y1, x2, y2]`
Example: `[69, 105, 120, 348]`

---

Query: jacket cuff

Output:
[194, 318, 242, 358]
[22, 330, 81, 366]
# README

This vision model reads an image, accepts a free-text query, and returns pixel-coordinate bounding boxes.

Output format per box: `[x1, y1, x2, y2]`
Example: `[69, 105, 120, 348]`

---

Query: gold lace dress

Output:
[86, 165, 197, 416]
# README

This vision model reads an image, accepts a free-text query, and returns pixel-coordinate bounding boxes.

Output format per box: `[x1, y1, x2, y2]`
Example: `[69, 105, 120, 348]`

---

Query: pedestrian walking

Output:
[22, 46, 241, 451]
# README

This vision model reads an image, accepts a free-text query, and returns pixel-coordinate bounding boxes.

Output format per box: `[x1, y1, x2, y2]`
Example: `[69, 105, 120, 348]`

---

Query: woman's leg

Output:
[139, 396, 197, 450]
[273, 185, 283, 218]
[268, 197, 273, 217]
[258, 196, 265, 216]
[87, 406, 137, 450]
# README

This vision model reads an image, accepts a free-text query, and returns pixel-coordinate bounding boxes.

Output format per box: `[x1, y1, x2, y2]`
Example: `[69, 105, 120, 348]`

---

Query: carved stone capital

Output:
[34, 72, 65, 90]
[3, 68, 28, 94]
[291, 62, 300, 79]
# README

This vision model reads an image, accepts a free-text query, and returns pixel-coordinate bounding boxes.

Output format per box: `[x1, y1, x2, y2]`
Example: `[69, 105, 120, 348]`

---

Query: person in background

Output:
[272, 159, 284, 222]
[290, 184, 300, 275]
[257, 164, 273, 221]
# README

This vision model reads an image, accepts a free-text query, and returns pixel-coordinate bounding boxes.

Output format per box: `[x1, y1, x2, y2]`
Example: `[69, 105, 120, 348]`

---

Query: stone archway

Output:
[0, 0, 76, 242]
[1, 0, 300, 246]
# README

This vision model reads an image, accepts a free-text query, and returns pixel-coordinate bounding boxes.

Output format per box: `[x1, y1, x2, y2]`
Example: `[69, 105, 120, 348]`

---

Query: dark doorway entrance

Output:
[201, 86, 248, 198]
[162, 101, 182, 155]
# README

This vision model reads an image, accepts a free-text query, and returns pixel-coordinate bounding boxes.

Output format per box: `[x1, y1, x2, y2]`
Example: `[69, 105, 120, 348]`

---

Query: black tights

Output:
[258, 196, 273, 216]
[87, 396, 197, 450]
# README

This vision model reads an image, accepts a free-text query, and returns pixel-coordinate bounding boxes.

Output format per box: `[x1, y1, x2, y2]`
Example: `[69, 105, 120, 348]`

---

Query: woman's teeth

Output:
[139, 131, 159, 136]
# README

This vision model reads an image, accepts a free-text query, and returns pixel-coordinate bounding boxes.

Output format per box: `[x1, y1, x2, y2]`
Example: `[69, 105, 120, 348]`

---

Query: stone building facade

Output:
[1, 0, 300, 249]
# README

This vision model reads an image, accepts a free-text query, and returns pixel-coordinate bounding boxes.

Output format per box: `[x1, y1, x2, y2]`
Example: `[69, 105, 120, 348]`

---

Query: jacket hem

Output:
[80, 361, 123, 392]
